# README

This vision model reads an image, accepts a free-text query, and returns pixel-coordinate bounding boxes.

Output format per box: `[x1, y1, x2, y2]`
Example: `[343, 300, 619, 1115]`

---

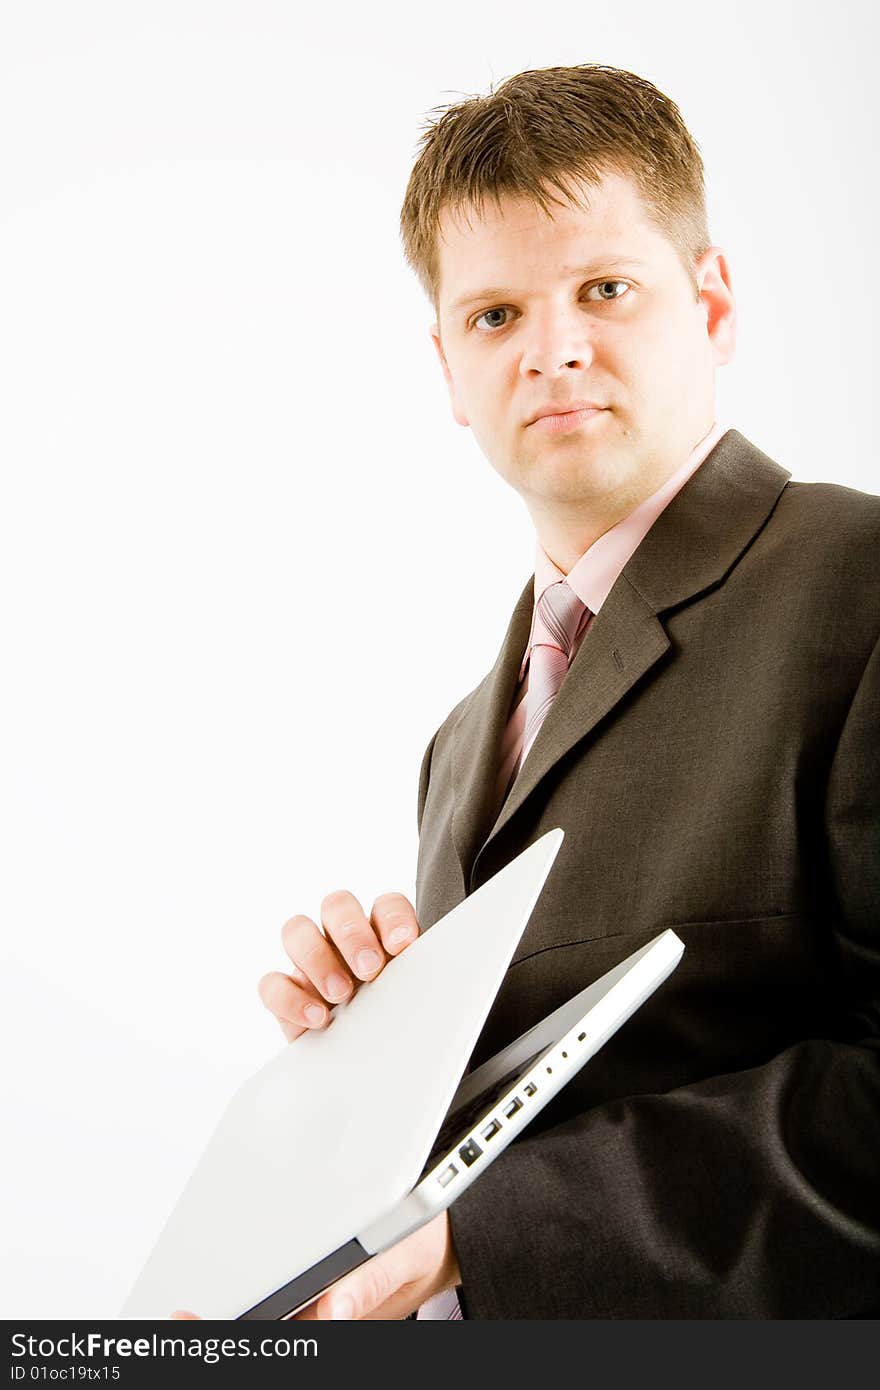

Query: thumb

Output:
[322, 1256, 398, 1321]
[308, 1247, 403, 1321]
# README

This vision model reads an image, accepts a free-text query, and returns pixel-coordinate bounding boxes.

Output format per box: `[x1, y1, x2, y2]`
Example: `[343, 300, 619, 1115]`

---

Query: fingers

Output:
[320, 891, 388, 982]
[262, 892, 421, 1041]
[257, 970, 330, 1041]
[281, 907, 362, 1006]
[369, 893, 420, 956]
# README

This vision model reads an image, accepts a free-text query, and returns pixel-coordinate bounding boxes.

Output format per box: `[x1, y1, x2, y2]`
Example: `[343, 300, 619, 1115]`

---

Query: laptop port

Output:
[438, 1163, 458, 1187]
[524, 1081, 537, 1097]
[481, 1118, 502, 1141]
[458, 1138, 482, 1166]
[503, 1097, 523, 1119]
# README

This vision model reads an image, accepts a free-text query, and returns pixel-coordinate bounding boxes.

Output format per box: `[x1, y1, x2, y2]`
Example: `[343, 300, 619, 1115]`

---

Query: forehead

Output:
[436, 171, 675, 304]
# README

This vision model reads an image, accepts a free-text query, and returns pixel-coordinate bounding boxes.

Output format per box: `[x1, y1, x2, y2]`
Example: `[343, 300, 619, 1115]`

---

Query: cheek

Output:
[621, 316, 702, 394]
[464, 381, 519, 471]
[460, 357, 510, 423]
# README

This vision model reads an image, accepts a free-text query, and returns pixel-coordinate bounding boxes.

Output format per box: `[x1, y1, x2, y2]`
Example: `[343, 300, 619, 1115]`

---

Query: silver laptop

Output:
[120, 829, 683, 1319]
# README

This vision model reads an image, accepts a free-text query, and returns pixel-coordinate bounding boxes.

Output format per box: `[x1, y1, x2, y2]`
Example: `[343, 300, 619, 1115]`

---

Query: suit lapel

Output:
[449, 430, 792, 885]
[450, 578, 533, 878]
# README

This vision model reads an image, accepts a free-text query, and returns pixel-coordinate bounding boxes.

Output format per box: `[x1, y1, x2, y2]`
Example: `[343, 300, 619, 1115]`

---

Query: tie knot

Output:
[534, 580, 586, 658]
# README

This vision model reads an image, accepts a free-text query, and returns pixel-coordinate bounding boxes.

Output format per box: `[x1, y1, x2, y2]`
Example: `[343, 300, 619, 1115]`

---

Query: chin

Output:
[525, 443, 623, 487]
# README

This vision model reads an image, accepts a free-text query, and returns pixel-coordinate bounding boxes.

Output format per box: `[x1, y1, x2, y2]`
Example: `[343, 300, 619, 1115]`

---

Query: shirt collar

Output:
[533, 421, 727, 613]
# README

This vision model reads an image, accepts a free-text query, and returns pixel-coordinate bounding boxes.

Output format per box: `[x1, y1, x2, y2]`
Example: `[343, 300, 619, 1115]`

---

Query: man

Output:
[248, 65, 880, 1319]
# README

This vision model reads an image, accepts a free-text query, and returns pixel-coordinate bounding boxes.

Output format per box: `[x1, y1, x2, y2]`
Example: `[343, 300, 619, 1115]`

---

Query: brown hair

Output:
[399, 64, 710, 312]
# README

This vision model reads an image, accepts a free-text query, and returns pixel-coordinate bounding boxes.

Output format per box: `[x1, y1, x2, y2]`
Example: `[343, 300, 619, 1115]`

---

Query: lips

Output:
[527, 402, 605, 426]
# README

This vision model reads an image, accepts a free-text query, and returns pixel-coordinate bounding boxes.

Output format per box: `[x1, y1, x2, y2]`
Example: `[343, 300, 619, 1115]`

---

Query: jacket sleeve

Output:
[448, 633, 880, 1319]
[417, 728, 440, 837]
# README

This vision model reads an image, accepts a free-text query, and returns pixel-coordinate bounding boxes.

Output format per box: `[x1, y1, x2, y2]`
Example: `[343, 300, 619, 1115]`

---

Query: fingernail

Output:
[326, 972, 351, 1001]
[304, 1004, 327, 1026]
[356, 948, 382, 975]
[332, 1295, 355, 1320]
[388, 926, 411, 947]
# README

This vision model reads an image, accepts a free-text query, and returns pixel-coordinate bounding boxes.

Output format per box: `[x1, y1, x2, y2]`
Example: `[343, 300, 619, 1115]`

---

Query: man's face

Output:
[431, 170, 734, 528]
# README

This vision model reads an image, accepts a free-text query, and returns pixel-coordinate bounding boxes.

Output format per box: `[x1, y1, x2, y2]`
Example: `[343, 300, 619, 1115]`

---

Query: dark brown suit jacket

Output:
[415, 429, 880, 1318]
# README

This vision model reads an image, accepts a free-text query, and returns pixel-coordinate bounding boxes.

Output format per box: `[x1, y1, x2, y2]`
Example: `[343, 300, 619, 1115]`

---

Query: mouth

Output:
[527, 405, 607, 435]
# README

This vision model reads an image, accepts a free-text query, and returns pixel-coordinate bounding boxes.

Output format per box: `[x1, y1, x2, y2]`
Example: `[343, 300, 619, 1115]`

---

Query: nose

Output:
[518, 302, 594, 378]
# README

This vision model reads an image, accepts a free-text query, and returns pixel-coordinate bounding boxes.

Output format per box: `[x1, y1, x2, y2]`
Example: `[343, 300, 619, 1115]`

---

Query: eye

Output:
[584, 280, 631, 302]
[472, 306, 516, 332]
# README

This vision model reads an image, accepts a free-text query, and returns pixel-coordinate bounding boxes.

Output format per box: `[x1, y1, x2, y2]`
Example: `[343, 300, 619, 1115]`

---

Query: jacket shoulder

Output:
[777, 476, 880, 537]
[755, 478, 880, 659]
[769, 476, 880, 577]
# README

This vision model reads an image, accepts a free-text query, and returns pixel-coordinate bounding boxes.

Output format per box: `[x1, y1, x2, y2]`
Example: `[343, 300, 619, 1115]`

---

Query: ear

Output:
[430, 323, 469, 427]
[694, 248, 737, 366]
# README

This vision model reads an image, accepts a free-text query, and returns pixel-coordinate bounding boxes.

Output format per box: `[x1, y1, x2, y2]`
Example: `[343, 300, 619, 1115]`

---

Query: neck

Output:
[529, 498, 637, 574]
[527, 418, 718, 573]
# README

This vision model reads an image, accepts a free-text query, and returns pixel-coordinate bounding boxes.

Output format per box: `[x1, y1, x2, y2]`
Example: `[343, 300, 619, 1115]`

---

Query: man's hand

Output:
[258, 891, 420, 1040]
[294, 1212, 459, 1320]
[171, 1211, 460, 1321]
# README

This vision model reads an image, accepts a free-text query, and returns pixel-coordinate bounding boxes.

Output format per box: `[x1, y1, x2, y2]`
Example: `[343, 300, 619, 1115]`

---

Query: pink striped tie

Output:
[517, 580, 588, 774]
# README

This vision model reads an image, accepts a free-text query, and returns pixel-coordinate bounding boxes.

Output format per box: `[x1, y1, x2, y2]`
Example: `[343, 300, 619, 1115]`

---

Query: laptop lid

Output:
[236, 928, 685, 1318]
[120, 828, 564, 1319]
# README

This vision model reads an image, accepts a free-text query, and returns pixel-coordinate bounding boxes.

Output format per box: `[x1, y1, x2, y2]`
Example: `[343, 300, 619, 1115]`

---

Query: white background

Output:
[1, 0, 877, 1318]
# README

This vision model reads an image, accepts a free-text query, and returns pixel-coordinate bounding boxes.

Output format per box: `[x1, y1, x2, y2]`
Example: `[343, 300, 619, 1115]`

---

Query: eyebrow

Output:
[448, 257, 648, 313]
